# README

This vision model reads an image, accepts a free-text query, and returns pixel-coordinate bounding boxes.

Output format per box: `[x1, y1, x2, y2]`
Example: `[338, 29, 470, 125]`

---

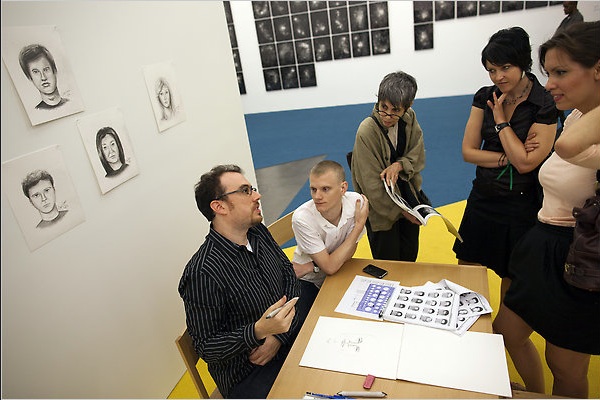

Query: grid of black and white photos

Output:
[224, 1, 247, 95]
[412, 1, 563, 51]
[252, 1, 390, 91]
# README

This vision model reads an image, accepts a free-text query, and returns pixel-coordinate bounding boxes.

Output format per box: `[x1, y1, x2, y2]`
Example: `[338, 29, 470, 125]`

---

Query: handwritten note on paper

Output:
[300, 317, 511, 397]
[299, 316, 404, 380]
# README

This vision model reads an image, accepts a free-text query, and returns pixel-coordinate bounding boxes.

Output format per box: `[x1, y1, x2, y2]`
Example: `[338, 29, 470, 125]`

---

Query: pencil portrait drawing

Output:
[143, 61, 186, 132]
[1, 25, 85, 126]
[21, 169, 68, 228]
[96, 127, 129, 177]
[18, 44, 69, 110]
[77, 108, 140, 194]
[155, 78, 176, 121]
[1, 145, 86, 251]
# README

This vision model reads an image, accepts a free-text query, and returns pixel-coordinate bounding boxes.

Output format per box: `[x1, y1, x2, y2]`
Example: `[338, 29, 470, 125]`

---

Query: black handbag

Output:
[563, 170, 600, 292]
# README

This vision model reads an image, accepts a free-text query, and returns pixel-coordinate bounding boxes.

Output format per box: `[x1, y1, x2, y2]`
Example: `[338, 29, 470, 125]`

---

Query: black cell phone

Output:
[362, 264, 388, 279]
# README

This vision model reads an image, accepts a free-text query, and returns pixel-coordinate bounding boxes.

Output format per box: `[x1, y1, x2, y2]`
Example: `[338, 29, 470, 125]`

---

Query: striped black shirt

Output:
[178, 223, 301, 398]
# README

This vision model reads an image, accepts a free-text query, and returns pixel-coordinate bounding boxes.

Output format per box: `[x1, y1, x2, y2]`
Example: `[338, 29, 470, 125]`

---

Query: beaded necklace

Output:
[504, 78, 531, 105]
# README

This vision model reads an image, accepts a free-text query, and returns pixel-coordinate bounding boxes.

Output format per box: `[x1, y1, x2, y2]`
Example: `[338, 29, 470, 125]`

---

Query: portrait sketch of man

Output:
[1, 25, 84, 126]
[77, 108, 140, 194]
[143, 61, 186, 133]
[2, 145, 85, 251]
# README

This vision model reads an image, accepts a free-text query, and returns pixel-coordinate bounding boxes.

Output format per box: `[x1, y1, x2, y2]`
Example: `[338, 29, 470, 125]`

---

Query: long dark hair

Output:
[96, 127, 126, 174]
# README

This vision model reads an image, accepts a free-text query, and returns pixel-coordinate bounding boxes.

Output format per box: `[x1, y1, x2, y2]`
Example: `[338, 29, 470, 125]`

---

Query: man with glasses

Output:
[178, 164, 302, 398]
[351, 71, 426, 262]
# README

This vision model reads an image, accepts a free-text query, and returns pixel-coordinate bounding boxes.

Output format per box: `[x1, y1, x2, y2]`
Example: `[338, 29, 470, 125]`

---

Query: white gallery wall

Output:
[2, 1, 600, 399]
[1, 1, 255, 398]
[233, 1, 600, 114]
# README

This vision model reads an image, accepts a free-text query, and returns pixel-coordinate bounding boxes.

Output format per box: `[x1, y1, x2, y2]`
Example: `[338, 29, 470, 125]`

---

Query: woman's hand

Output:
[524, 132, 540, 153]
[402, 210, 422, 226]
[380, 161, 403, 186]
[486, 91, 508, 125]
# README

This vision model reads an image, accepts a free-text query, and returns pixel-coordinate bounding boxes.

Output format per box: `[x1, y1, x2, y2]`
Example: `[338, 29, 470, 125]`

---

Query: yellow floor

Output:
[169, 201, 600, 398]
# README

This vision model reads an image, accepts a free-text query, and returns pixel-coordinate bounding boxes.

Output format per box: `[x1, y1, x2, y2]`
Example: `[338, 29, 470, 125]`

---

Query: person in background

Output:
[96, 127, 129, 177]
[555, 1, 584, 36]
[18, 44, 68, 110]
[292, 160, 369, 312]
[452, 27, 558, 302]
[178, 164, 303, 399]
[493, 21, 600, 398]
[351, 71, 425, 262]
[21, 169, 68, 228]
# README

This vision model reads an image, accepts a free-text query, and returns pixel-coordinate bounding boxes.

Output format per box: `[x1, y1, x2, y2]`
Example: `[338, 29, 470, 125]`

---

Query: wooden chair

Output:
[175, 329, 222, 398]
[267, 211, 295, 247]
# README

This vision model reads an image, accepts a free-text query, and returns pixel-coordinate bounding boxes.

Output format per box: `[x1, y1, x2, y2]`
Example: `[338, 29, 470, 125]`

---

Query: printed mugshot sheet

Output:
[335, 275, 492, 335]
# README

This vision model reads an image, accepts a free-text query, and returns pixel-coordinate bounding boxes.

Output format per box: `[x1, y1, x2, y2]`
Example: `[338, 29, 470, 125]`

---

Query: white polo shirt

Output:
[292, 191, 366, 288]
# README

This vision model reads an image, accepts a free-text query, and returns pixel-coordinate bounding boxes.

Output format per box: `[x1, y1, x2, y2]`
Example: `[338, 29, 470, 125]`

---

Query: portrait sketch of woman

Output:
[143, 61, 186, 132]
[77, 108, 140, 194]
[1, 25, 85, 126]
[1, 145, 85, 251]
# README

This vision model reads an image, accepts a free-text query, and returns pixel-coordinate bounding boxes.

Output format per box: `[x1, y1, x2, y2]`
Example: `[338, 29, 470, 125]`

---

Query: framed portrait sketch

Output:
[143, 61, 186, 133]
[77, 108, 140, 194]
[1, 25, 85, 126]
[1, 145, 85, 251]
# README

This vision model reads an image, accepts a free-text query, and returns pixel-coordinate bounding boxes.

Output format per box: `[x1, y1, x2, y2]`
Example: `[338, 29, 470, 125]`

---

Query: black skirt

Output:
[453, 185, 540, 278]
[504, 221, 600, 355]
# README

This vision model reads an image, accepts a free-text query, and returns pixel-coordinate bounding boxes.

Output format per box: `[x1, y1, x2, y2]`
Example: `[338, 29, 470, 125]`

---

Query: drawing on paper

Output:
[143, 61, 186, 132]
[1, 25, 85, 126]
[77, 108, 140, 194]
[2, 145, 85, 251]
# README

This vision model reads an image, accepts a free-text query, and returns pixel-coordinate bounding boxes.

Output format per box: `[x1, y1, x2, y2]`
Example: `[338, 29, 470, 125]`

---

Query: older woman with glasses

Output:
[350, 70, 426, 262]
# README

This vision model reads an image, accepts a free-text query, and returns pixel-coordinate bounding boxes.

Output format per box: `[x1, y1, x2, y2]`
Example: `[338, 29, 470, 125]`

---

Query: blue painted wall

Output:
[245, 94, 476, 215]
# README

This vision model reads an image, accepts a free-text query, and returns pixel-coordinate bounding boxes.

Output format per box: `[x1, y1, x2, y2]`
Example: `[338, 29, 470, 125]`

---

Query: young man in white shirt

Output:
[292, 160, 369, 311]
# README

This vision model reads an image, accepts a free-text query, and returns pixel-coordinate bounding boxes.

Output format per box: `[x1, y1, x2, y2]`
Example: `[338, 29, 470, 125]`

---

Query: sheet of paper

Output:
[334, 275, 400, 320]
[382, 284, 460, 331]
[396, 324, 512, 397]
[299, 316, 404, 380]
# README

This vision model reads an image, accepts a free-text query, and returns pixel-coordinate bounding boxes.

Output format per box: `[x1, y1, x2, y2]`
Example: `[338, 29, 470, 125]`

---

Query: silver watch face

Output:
[313, 264, 320, 273]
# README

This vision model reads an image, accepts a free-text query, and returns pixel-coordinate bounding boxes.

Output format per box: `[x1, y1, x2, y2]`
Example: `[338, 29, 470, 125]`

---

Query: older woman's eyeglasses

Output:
[375, 106, 403, 119]
[215, 184, 257, 200]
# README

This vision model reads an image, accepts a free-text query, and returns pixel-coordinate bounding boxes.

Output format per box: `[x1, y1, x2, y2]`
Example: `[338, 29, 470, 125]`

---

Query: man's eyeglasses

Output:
[215, 184, 257, 200]
[375, 106, 403, 119]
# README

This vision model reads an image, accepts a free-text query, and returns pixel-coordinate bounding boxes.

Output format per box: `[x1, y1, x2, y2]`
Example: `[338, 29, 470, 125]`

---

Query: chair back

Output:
[267, 211, 295, 246]
[175, 329, 221, 398]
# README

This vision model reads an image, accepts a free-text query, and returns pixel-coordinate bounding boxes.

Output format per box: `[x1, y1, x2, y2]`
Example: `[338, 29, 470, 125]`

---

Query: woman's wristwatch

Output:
[312, 262, 320, 273]
[494, 122, 511, 134]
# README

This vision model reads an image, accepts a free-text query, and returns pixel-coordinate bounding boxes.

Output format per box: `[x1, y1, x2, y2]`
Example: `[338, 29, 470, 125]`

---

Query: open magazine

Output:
[384, 180, 463, 242]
